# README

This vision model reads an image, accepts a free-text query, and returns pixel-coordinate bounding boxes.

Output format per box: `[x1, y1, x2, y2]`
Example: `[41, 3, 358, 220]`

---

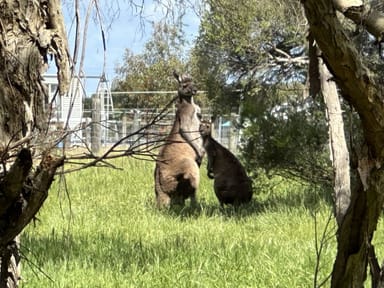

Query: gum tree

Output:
[0, 0, 70, 287]
[301, 0, 384, 286]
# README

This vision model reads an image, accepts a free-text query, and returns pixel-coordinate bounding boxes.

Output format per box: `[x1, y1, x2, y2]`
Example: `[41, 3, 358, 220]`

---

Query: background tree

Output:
[193, 0, 332, 185]
[113, 21, 209, 109]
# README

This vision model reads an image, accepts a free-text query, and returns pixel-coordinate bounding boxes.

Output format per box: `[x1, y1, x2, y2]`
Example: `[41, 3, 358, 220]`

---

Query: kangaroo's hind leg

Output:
[156, 187, 172, 209]
[175, 159, 200, 207]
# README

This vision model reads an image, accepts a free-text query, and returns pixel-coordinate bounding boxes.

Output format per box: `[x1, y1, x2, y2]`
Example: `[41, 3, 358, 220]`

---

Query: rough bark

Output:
[333, 0, 384, 41]
[0, 237, 20, 288]
[301, 0, 384, 287]
[0, 0, 70, 286]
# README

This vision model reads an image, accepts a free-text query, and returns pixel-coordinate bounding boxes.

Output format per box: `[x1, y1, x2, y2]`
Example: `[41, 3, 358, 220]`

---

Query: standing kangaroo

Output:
[200, 121, 253, 206]
[154, 72, 204, 208]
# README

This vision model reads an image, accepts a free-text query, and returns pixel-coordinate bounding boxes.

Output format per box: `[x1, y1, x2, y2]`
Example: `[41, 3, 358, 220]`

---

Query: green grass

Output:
[20, 157, 337, 287]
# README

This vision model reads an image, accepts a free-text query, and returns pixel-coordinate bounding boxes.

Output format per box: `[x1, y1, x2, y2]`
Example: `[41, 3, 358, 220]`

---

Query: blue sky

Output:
[47, 1, 200, 94]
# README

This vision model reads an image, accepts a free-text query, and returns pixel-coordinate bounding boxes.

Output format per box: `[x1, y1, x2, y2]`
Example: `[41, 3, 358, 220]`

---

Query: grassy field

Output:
[19, 157, 338, 287]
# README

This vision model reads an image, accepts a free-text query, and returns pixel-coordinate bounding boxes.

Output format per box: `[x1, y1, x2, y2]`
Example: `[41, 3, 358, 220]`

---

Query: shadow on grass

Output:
[21, 230, 188, 277]
[253, 185, 333, 212]
[154, 185, 333, 220]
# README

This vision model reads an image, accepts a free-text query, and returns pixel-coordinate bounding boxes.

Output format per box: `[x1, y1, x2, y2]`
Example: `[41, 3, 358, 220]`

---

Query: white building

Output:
[44, 75, 84, 143]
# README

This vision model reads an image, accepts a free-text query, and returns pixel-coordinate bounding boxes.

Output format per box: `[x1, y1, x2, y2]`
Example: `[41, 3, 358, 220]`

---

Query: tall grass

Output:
[20, 157, 337, 287]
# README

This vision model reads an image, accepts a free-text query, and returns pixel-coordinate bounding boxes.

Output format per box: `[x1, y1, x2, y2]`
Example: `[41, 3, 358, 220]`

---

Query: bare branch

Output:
[60, 94, 179, 174]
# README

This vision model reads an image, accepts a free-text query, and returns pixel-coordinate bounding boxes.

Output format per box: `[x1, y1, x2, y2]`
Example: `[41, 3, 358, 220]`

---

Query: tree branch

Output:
[0, 154, 64, 247]
[333, 0, 384, 42]
[0, 149, 32, 216]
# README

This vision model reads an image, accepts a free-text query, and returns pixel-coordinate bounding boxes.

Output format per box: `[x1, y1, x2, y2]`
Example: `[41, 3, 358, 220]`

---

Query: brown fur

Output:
[154, 72, 204, 208]
[200, 121, 252, 206]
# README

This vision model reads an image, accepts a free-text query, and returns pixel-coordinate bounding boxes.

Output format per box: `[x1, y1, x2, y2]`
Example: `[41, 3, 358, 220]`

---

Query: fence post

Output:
[218, 116, 222, 143]
[131, 109, 140, 143]
[85, 118, 91, 144]
[91, 93, 101, 154]
[122, 113, 128, 142]
[229, 113, 238, 154]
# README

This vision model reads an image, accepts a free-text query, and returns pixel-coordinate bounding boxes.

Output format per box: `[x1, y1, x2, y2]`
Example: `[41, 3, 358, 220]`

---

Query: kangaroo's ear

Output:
[173, 70, 181, 83]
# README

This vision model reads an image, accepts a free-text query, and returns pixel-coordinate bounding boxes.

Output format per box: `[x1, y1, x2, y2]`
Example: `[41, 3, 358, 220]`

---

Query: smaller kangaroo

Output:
[200, 121, 253, 206]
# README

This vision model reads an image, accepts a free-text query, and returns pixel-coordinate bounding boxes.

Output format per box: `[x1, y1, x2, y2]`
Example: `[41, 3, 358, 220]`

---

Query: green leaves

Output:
[113, 22, 190, 108]
[241, 84, 331, 185]
[193, 0, 307, 112]
[192, 0, 331, 186]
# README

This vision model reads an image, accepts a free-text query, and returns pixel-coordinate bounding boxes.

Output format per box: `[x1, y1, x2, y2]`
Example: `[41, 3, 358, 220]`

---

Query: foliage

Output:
[193, 0, 331, 186]
[21, 157, 336, 287]
[112, 21, 209, 109]
[240, 83, 332, 186]
[192, 0, 306, 114]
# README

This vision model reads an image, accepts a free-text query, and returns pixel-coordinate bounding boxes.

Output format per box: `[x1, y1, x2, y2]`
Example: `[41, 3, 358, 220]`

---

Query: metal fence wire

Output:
[44, 82, 243, 154]
[77, 107, 241, 154]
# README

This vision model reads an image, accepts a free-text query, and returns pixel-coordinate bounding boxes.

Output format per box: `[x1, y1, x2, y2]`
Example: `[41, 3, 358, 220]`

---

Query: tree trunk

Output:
[0, 0, 69, 286]
[0, 236, 20, 288]
[318, 55, 351, 226]
[301, 0, 384, 287]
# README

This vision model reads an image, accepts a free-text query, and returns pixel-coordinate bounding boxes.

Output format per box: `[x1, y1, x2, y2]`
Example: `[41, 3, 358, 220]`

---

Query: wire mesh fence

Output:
[44, 83, 243, 154]
[67, 107, 242, 154]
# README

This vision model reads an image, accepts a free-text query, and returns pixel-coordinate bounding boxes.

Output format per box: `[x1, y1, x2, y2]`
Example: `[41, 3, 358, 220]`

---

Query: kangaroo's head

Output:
[199, 120, 211, 139]
[173, 70, 197, 102]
